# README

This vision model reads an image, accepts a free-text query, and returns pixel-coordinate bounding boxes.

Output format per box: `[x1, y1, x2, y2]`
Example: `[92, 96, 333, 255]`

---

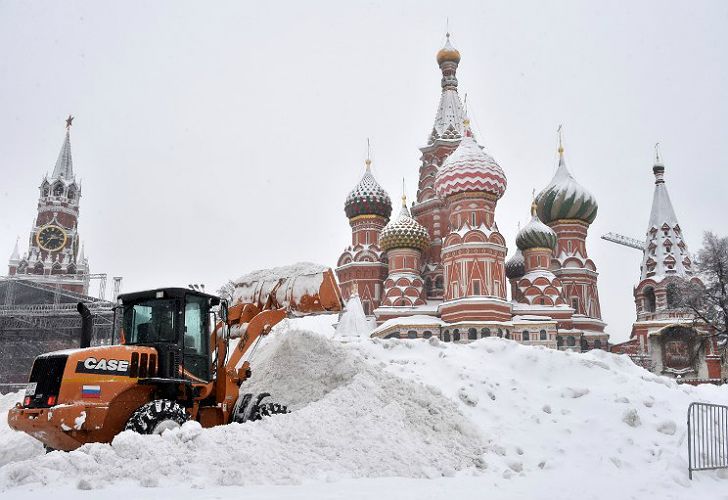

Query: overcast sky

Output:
[1, 0, 726, 342]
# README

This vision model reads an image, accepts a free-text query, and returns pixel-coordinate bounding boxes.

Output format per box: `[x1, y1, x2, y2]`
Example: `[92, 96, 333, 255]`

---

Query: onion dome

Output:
[434, 122, 507, 200]
[379, 196, 430, 252]
[505, 248, 525, 280]
[436, 33, 461, 65]
[516, 203, 557, 251]
[535, 145, 597, 225]
[344, 159, 392, 219]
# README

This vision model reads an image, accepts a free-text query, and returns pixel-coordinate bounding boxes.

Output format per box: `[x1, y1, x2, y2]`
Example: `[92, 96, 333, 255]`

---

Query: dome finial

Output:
[557, 124, 564, 155]
[437, 29, 461, 66]
[401, 178, 407, 207]
[365, 137, 372, 170]
[654, 142, 661, 165]
[531, 188, 537, 216]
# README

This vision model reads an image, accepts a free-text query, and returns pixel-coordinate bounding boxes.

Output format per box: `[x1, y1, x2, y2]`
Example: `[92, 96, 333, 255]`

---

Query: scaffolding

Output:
[0, 276, 118, 390]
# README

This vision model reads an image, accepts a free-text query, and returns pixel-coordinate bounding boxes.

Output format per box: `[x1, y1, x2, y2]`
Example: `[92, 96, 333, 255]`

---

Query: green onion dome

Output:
[344, 160, 392, 219]
[535, 149, 598, 225]
[379, 197, 430, 252]
[516, 205, 557, 251]
[505, 248, 526, 280]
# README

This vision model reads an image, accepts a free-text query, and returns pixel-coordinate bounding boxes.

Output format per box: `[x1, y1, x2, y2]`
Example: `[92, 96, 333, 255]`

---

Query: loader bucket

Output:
[232, 263, 343, 315]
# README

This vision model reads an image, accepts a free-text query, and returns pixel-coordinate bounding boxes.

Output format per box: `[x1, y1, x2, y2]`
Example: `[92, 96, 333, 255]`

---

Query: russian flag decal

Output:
[81, 385, 101, 398]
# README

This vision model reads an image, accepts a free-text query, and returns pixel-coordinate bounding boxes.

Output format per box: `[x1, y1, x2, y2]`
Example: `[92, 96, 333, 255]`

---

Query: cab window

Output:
[123, 299, 177, 344]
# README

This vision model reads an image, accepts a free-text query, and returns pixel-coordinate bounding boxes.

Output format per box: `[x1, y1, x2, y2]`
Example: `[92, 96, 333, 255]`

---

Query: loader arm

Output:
[212, 265, 344, 415]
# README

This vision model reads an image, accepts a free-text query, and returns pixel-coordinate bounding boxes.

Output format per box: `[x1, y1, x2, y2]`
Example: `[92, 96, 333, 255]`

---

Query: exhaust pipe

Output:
[77, 302, 93, 348]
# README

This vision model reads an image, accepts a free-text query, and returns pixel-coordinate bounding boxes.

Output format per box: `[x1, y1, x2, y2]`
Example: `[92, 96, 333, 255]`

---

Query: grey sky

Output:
[1, 1, 726, 342]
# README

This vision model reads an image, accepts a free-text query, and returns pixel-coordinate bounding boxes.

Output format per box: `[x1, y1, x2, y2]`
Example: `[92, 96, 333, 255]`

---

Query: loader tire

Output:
[252, 402, 289, 421]
[232, 392, 289, 423]
[125, 399, 189, 435]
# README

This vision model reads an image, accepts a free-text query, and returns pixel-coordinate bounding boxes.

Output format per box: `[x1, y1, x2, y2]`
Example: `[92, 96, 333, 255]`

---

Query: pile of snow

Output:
[0, 325, 481, 491]
[1, 321, 728, 498]
[334, 295, 373, 337]
[232, 262, 328, 308]
[0, 393, 42, 468]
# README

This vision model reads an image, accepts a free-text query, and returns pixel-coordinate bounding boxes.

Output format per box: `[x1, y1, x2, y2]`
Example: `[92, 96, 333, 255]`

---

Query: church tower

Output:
[633, 152, 697, 320]
[336, 157, 392, 315]
[535, 136, 605, 339]
[378, 193, 430, 310]
[434, 120, 511, 323]
[410, 34, 468, 301]
[8, 116, 89, 294]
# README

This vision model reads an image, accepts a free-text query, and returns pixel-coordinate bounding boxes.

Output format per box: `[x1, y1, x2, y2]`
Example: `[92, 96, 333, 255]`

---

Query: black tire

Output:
[252, 401, 289, 420]
[125, 399, 189, 434]
[232, 392, 289, 423]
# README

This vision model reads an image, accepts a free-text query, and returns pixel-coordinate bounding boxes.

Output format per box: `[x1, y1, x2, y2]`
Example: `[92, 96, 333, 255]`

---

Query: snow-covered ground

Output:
[1, 315, 726, 499]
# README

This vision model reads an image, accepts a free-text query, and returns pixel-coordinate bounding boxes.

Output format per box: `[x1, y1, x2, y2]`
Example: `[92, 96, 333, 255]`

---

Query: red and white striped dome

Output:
[434, 129, 507, 200]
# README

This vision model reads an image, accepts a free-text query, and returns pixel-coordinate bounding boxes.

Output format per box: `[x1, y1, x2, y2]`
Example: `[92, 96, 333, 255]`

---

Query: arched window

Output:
[497, 328, 503, 338]
[53, 183, 64, 197]
[644, 286, 656, 313]
[567, 336, 576, 347]
[468, 328, 477, 340]
[581, 338, 589, 351]
[453, 329, 460, 342]
[522, 330, 530, 341]
[481, 328, 490, 337]
[594, 339, 602, 349]
[408, 330, 418, 339]
[385, 331, 400, 339]
[443, 330, 450, 342]
[540, 329, 547, 341]
[425, 277, 433, 295]
[666, 283, 680, 309]
[557, 336, 564, 347]
[423, 331, 432, 339]
[505, 332, 511, 340]
[67, 186, 76, 201]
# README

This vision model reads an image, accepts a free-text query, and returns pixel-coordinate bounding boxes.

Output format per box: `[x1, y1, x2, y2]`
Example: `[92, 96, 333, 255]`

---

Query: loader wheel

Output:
[125, 399, 189, 435]
[232, 392, 289, 423]
[252, 402, 289, 421]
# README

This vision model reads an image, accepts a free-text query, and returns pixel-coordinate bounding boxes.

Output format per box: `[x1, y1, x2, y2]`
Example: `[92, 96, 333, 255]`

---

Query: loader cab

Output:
[118, 288, 222, 383]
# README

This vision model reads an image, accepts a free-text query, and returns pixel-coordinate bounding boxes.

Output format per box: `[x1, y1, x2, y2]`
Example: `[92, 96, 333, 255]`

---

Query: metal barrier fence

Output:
[688, 402, 728, 479]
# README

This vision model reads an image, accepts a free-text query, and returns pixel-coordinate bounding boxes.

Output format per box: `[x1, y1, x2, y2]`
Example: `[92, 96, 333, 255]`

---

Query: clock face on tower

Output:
[36, 225, 68, 252]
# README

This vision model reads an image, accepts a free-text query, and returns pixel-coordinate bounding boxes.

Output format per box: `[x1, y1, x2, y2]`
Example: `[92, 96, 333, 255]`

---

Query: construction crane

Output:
[601, 232, 645, 251]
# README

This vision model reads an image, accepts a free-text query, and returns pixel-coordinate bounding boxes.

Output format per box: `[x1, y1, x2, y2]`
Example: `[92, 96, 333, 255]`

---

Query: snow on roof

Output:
[372, 314, 445, 335]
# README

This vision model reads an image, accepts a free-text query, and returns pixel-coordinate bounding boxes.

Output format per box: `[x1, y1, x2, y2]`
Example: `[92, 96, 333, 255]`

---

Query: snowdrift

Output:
[1, 320, 727, 498]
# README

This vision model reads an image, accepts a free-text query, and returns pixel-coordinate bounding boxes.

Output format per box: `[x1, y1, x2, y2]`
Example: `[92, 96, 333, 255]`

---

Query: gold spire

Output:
[531, 188, 537, 216]
[557, 124, 564, 155]
[401, 178, 407, 207]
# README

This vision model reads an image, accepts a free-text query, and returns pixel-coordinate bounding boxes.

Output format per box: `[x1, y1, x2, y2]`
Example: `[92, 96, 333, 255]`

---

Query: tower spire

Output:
[52, 116, 75, 180]
[9, 237, 20, 261]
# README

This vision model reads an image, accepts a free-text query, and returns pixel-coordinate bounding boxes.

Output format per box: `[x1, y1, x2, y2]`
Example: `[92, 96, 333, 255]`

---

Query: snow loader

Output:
[7, 265, 343, 451]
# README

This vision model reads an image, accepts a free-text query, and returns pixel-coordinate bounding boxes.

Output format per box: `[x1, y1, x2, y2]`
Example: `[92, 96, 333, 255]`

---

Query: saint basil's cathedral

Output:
[337, 35, 608, 352]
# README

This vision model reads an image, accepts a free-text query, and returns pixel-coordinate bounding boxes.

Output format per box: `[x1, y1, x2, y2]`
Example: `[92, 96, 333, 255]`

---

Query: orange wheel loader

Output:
[7, 266, 343, 451]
